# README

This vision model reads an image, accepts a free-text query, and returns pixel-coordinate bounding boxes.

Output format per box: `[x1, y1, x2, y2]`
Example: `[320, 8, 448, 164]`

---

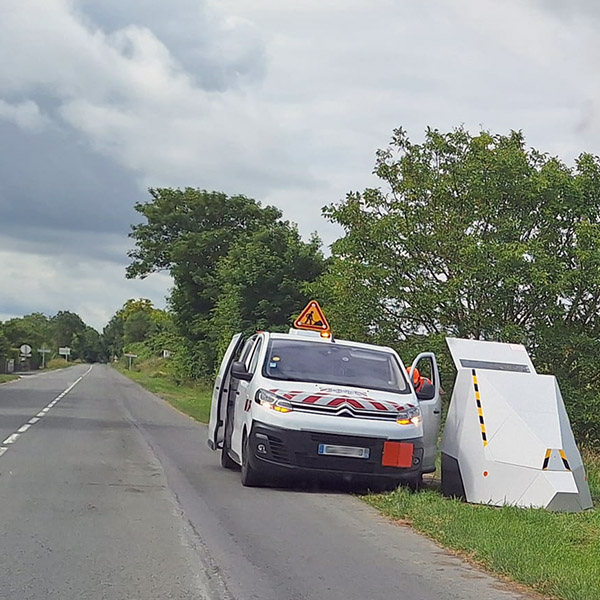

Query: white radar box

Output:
[441, 338, 592, 512]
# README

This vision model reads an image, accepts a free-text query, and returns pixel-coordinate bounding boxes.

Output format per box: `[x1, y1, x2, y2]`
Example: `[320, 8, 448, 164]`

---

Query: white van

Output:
[208, 330, 442, 488]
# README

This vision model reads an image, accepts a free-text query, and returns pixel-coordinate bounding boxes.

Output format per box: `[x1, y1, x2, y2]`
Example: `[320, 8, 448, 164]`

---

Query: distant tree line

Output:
[0, 311, 103, 369]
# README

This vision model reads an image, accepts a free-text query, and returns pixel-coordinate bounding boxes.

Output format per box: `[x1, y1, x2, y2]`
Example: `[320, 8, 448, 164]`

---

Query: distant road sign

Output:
[38, 348, 51, 369]
[124, 353, 138, 370]
[20, 344, 32, 356]
[59, 347, 71, 356]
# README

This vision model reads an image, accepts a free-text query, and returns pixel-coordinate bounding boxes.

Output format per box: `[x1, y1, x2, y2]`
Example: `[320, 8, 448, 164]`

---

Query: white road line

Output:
[0, 365, 94, 460]
[3, 433, 20, 445]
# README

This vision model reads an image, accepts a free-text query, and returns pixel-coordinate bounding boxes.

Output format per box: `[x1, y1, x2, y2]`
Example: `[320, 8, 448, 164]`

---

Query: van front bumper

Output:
[248, 422, 423, 480]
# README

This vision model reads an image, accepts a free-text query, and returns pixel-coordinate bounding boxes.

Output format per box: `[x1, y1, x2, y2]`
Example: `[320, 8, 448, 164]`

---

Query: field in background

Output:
[117, 356, 599, 600]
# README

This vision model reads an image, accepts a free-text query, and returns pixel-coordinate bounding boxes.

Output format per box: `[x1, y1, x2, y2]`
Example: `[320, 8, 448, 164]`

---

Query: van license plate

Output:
[318, 444, 370, 459]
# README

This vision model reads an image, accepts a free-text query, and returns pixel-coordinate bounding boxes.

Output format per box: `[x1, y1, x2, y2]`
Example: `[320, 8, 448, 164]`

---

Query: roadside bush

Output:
[560, 386, 600, 447]
[46, 358, 70, 369]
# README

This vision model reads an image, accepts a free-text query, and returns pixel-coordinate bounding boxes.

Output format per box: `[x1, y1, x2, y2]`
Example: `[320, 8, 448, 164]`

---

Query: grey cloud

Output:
[0, 100, 48, 132]
[0, 119, 145, 242]
[0, 246, 171, 331]
[535, 0, 600, 20]
[75, 0, 267, 91]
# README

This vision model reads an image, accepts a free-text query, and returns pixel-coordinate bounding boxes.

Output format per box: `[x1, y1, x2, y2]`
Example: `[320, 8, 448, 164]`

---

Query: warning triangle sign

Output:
[294, 300, 330, 332]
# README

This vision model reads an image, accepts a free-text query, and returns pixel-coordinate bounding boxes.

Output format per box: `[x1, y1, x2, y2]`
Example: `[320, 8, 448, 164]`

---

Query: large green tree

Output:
[71, 326, 103, 362]
[316, 126, 600, 443]
[127, 188, 325, 377]
[51, 311, 86, 348]
[127, 189, 282, 331]
[211, 225, 325, 360]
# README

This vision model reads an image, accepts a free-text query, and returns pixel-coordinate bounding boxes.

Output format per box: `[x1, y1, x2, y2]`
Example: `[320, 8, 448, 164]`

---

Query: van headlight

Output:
[396, 405, 422, 426]
[255, 389, 294, 413]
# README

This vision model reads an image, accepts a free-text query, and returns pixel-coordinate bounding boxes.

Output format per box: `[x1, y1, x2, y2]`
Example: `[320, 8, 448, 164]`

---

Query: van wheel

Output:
[241, 434, 264, 487]
[220, 436, 238, 470]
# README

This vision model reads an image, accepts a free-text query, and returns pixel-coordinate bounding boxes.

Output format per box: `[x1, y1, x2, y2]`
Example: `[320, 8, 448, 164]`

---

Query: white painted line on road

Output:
[0, 365, 94, 461]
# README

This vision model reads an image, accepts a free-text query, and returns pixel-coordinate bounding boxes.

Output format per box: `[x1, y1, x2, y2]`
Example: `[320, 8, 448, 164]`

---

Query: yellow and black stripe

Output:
[542, 449, 571, 471]
[472, 369, 488, 447]
[542, 449, 551, 470]
[559, 450, 571, 471]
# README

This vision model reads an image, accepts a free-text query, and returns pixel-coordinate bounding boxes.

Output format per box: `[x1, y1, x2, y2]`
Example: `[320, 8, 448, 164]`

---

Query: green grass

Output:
[116, 357, 599, 600]
[0, 374, 18, 384]
[116, 364, 212, 423]
[364, 460, 600, 600]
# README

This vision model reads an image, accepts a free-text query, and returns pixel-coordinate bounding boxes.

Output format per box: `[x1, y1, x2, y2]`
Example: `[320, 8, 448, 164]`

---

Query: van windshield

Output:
[263, 339, 410, 394]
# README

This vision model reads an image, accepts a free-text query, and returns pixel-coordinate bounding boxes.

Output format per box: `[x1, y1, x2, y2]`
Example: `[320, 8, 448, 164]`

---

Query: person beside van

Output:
[407, 367, 434, 399]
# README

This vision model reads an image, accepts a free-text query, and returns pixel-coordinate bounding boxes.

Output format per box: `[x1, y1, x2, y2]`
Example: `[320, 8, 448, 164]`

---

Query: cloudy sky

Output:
[0, 0, 598, 331]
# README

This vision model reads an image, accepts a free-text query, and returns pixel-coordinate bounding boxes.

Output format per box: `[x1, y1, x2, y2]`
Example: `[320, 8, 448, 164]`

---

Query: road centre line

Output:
[0, 365, 93, 460]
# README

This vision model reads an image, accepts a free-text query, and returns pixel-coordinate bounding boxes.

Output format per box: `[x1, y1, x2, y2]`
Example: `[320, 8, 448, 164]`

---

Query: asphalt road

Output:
[0, 365, 535, 600]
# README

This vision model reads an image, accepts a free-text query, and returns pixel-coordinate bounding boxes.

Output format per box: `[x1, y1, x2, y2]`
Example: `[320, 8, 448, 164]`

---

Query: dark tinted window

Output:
[263, 339, 410, 394]
[460, 359, 530, 373]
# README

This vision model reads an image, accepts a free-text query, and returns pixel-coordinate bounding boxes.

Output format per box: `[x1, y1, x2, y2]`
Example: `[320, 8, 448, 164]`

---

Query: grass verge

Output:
[117, 357, 599, 600]
[0, 374, 18, 384]
[364, 459, 599, 600]
[115, 364, 212, 423]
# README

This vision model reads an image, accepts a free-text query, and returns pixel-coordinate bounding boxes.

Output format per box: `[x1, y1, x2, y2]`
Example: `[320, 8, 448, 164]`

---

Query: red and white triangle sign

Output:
[293, 300, 330, 332]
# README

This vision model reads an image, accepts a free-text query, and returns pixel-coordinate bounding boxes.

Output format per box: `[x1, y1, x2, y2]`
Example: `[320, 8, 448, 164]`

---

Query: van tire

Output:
[241, 434, 264, 487]
[221, 435, 238, 470]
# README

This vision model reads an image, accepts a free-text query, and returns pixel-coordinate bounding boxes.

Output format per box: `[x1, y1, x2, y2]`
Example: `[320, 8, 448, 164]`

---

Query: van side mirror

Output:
[416, 381, 436, 401]
[231, 361, 253, 381]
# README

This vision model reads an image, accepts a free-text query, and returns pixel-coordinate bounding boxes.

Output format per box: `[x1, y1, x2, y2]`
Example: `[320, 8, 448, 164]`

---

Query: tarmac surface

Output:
[0, 364, 537, 599]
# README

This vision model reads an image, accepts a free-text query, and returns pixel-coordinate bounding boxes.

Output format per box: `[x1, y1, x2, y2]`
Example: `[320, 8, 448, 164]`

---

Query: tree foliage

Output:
[51, 311, 86, 348]
[127, 188, 325, 376]
[316, 126, 600, 443]
[1, 311, 100, 366]
[211, 226, 325, 360]
[0, 326, 11, 359]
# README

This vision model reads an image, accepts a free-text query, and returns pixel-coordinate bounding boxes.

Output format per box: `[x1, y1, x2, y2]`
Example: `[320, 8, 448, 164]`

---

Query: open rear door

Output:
[207, 333, 244, 450]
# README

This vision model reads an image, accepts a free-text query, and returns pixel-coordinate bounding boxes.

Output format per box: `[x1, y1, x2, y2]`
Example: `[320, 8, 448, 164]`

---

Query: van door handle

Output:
[433, 410, 441, 414]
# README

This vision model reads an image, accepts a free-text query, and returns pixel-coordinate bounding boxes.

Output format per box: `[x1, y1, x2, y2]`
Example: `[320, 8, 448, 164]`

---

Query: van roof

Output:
[264, 331, 396, 355]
